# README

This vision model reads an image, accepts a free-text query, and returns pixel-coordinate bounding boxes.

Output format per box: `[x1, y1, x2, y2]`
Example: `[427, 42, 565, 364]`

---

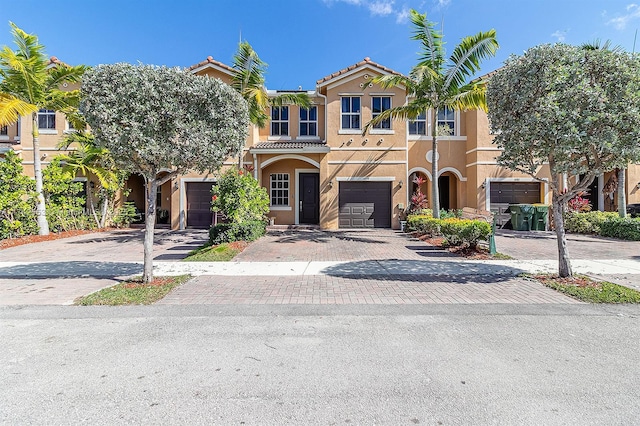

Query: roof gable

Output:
[188, 56, 235, 77]
[316, 57, 403, 88]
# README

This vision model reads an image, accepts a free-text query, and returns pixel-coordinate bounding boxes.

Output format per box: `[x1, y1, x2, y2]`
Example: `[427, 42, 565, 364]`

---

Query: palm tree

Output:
[0, 23, 86, 234]
[57, 131, 120, 228]
[363, 10, 498, 218]
[231, 42, 311, 165]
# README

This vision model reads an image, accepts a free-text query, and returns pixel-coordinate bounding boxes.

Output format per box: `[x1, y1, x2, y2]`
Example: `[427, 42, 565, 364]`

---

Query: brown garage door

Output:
[490, 182, 541, 227]
[339, 181, 391, 228]
[186, 182, 214, 228]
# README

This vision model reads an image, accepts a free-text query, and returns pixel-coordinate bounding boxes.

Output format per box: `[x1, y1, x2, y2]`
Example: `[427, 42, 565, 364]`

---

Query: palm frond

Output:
[270, 92, 311, 109]
[444, 30, 498, 90]
[45, 64, 87, 91]
[446, 83, 488, 111]
[362, 103, 430, 135]
[372, 74, 414, 91]
[409, 9, 445, 71]
[0, 93, 37, 125]
[581, 39, 625, 53]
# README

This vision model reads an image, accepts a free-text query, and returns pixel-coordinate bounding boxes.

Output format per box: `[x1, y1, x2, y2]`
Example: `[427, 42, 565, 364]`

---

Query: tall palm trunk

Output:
[431, 108, 440, 218]
[31, 113, 49, 235]
[618, 168, 627, 218]
[99, 194, 109, 228]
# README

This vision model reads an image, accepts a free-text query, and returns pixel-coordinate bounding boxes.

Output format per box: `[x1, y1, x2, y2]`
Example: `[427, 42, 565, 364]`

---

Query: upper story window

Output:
[408, 111, 427, 135]
[38, 109, 56, 130]
[341, 96, 360, 129]
[371, 96, 391, 129]
[437, 106, 455, 135]
[0, 125, 7, 136]
[299, 106, 317, 137]
[271, 106, 289, 136]
[270, 173, 289, 206]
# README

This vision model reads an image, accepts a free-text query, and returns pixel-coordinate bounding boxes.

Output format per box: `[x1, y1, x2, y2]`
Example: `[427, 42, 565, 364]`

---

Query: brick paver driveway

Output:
[161, 229, 578, 305]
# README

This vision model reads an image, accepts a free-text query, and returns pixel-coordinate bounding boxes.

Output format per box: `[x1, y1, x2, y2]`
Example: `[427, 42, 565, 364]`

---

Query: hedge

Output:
[209, 220, 266, 245]
[564, 211, 640, 240]
[406, 215, 492, 248]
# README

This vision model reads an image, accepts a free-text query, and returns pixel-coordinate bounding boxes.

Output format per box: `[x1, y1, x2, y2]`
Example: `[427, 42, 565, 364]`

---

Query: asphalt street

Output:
[2, 304, 639, 425]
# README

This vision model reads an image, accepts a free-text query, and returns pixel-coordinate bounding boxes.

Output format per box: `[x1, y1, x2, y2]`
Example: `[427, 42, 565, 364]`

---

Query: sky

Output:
[1, 0, 640, 90]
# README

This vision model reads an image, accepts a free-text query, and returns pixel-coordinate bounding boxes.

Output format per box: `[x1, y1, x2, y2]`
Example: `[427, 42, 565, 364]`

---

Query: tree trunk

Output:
[87, 183, 100, 228]
[99, 194, 109, 228]
[618, 168, 627, 218]
[552, 192, 572, 278]
[31, 113, 49, 235]
[142, 176, 158, 283]
[431, 109, 440, 219]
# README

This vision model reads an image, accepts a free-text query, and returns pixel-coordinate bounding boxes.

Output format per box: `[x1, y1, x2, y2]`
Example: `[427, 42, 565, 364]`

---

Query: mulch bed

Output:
[0, 228, 111, 250]
[532, 274, 600, 288]
[226, 240, 249, 252]
[122, 277, 174, 288]
[415, 233, 493, 260]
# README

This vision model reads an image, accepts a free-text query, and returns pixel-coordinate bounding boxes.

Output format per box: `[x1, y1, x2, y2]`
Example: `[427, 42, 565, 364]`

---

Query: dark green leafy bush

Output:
[564, 211, 618, 234]
[599, 217, 640, 241]
[209, 220, 266, 244]
[439, 218, 492, 248]
[0, 151, 37, 239]
[113, 202, 139, 228]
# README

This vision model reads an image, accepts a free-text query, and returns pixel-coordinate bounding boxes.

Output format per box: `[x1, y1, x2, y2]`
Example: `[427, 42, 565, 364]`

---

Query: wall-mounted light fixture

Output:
[481, 181, 486, 189]
[636, 182, 640, 189]
[399, 180, 403, 188]
[328, 180, 333, 189]
[174, 181, 179, 190]
[89, 181, 95, 189]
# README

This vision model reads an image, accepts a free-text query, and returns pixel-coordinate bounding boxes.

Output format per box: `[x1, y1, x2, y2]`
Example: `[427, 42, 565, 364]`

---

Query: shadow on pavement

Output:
[269, 229, 391, 245]
[0, 261, 141, 279]
[321, 259, 526, 283]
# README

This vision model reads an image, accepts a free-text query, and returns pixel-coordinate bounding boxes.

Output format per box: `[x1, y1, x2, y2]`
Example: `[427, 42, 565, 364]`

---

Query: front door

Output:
[299, 173, 319, 224]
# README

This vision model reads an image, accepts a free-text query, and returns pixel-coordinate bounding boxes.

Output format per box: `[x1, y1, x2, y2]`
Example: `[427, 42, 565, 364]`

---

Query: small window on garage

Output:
[270, 173, 289, 206]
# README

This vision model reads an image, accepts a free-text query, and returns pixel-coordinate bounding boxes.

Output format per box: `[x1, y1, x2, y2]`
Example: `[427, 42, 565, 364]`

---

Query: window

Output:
[271, 106, 289, 136]
[341, 96, 360, 129]
[38, 109, 56, 130]
[0, 126, 7, 136]
[409, 111, 427, 135]
[437, 106, 455, 135]
[270, 173, 289, 206]
[371, 96, 391, 129]
[299, 106, 317, 137]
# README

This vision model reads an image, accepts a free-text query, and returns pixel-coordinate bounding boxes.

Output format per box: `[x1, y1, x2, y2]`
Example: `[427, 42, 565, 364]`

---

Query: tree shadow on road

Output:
[0, 261, 142, 279]
[321, 259, 526, 283]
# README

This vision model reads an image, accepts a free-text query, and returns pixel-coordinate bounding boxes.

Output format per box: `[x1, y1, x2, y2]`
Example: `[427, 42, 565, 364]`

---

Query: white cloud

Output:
[437, 0, 451, 6]
[551, 30, 567, 42]
[606, 3, 640, 30]
[369, 1, 395, 16]
[323, 0, 409, 21]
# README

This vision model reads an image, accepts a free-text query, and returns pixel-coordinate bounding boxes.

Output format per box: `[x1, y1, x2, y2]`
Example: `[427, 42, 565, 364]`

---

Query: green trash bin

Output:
[532, 204, 549, 231]
[509, 204, 535, 231]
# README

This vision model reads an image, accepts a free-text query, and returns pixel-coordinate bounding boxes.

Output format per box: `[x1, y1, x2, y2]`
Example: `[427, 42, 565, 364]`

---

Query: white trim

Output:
[466, 147, 502, 154]
[337, 92, 364, 96]
[320, 65, 391, 89]
[37, 129, 58, 135]
[369, 92, 396, 96]
[598, 174, 605, 211]
[267, 136, 292, 141]
[328, 160, 406, 165]
[269, 206, 292, 211]
[466, 161, 499, 167]
[438, 167, 467, 182]
[369, 130, 395, 135]
[336, 176, 395, 182]
[260, 154, 321, 169]
[179, 177, 217, 230]
[297, 136, 321, 141]
[332, 147, 405, 151]
[189, 62, 234, 77]
[222, 161, 252, 166]
[294, 168, 320, 225]
[20, 147, 65, 151]
[408, 167, 432, 182]
[338, 129, 362, 135]
[0, 135, 9, 141]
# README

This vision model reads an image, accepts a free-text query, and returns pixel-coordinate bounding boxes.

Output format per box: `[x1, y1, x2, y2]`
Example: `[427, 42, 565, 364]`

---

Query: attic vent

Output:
[368, 83, 373, 88]
[363, 74, 369, 80]
[359, 83, 364, 88]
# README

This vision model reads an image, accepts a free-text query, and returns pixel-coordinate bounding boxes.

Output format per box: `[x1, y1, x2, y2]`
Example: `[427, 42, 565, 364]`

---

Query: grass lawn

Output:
[75, 275, 191, 306]
[531, 274, 640, 303]
[182, 241, 248, 262]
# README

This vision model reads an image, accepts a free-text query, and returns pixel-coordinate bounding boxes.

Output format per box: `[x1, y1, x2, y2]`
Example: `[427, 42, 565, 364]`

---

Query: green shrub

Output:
[211, 169, 269, 224]
[0, 151, 37, 239]
[113, 202, 139, 228]
[439, 217, 492, 248]
[209, 220, 266, 244]
[564, 211, 618, 234]
[439, 209, 463, 219]
[406, 214, 440, 235]
[600, 217, 640, 241]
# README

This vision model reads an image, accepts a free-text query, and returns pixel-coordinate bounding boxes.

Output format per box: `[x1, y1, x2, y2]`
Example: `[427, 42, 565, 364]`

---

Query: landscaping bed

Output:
[0, 229, 109, 250]
[529, 274, 640, 303]
[75, 275, 191, 305]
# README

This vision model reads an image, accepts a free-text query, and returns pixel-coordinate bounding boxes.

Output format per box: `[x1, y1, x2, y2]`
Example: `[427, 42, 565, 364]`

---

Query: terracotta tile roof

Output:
[316, 57, 403, 85]
[48, 56, 64, 66]
[253, 141, 328, 150]
[188, 56, 235, 74]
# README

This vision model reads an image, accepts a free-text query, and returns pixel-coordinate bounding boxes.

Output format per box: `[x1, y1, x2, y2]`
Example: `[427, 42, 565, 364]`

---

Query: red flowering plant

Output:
[567, 192, 592, 212]
[408, 175, 429, 215]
